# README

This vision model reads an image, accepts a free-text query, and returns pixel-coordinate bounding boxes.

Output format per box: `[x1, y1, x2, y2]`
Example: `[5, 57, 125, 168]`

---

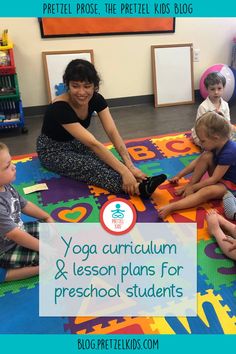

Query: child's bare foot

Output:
[217, 213, 236, 239]
[206, 209, 218, 216]
[206, 209, 220, 234]
[206, 209, 236, 239]
[174, 185, 186, 196]
[206, 210, 236, 260]
[158, 205, 174, 219]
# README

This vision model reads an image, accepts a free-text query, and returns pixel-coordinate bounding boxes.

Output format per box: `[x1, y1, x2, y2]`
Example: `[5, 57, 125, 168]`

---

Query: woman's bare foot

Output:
[158, 205, 175, 219]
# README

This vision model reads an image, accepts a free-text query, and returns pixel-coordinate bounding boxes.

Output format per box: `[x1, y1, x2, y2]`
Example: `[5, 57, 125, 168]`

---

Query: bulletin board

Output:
[39, 18, 175, 37]
[151, 44, 194, 107]
[42, 50, 94, 102]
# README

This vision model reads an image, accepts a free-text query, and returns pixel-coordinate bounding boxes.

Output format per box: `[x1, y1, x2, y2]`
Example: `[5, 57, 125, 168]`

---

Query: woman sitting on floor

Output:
[36, 59, 166, 198]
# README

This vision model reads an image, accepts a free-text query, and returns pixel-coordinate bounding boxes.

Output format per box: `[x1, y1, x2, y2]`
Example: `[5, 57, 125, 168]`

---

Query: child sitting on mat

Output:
[158, 112, 236, 219]
[0, 142, 54, 283]
[206, 209, 236, 261]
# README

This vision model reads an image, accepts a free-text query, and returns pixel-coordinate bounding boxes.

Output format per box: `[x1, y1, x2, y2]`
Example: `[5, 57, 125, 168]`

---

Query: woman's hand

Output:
[121, 169, 139, 195]
[129, 166, 147, 182]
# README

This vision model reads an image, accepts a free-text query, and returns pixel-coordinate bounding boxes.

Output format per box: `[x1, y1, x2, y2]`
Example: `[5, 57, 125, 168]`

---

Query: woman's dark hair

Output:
[63, 59, 100, 91]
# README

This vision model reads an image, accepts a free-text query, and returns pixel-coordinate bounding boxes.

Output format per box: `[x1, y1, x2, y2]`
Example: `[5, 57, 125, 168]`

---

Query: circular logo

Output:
[100, 198, 137, 235]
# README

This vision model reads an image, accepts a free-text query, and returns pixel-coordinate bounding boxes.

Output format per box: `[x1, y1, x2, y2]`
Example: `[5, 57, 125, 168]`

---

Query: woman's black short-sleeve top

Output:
[41, 92, 108, 141]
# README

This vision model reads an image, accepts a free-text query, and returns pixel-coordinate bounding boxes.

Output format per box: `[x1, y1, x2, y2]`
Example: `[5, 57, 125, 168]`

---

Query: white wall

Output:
[0, 17, 236, 107]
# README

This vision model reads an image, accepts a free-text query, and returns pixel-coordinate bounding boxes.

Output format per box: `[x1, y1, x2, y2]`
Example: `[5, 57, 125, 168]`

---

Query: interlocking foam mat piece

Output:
[0, 132, 235, 334]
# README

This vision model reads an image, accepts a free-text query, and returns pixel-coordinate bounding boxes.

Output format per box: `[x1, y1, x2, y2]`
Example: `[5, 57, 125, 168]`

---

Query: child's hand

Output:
[223, 237, 236, 252]
[44, 216, 55, 223]
[168, 176, 180, 184]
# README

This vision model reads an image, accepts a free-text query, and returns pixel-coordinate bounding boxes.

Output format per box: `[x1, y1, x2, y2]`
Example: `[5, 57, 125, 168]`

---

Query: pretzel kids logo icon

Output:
[100, 198, 137, 235]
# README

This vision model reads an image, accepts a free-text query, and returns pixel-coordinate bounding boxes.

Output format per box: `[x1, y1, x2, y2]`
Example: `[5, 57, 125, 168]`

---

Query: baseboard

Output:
[23, 91, 202, 117]
[23, 105, 48, 117]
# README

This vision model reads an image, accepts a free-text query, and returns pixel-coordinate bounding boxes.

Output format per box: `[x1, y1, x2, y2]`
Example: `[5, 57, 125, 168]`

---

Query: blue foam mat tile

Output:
[216, 281, 236, 318]
[15, 159, 60, 185]
[136, 156, 189, 179]
[0, 285, 67, 334]
[164, 300, 225, 334]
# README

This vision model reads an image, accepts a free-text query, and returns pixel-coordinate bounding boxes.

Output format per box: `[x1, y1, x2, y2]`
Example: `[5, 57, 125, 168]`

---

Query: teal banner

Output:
[1, 334, 236, 353]
[1, 0, 236, 17]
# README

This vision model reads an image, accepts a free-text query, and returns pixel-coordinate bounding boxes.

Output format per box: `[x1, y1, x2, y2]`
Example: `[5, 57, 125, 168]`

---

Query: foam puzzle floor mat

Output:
[0, 132, 235, 334]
